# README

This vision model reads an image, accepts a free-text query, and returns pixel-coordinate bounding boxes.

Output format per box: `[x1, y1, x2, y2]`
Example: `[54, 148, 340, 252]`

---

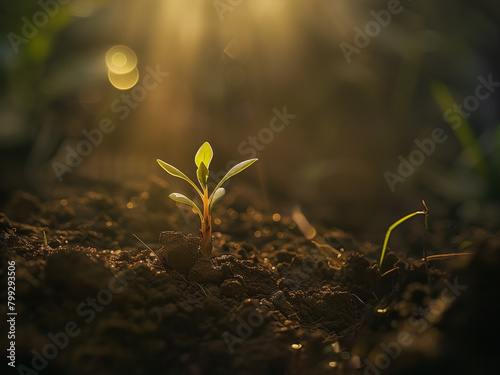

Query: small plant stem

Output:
[379, 201, 429, 268]
[421, 201, 430, 283]
[199, 188, 212, 256]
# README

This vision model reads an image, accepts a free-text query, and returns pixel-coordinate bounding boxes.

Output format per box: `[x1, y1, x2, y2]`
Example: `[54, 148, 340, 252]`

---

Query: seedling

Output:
[379, 200, 428, 268]
[157, 142, 258, 256]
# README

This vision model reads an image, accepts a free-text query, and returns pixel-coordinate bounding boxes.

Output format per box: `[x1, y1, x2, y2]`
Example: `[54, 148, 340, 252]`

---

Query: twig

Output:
[421, 200, 430, 284]
[132, 233, 170, 269]
[423, 252, 474, 262]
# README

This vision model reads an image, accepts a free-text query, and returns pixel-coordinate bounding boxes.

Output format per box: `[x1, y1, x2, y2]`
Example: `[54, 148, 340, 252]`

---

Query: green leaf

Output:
[169, 193, 203, 221]
[197, 161, 209, 189]
[157, 159, 203, 198]
[212, 158, 258, 196]
[210, 188, 226, 212]
[195, 142, 213, 170]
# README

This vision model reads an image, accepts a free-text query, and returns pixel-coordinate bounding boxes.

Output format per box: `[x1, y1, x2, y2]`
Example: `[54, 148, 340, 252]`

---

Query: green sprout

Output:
[157, 142, 258, 256]
[379, 200, 428, 268]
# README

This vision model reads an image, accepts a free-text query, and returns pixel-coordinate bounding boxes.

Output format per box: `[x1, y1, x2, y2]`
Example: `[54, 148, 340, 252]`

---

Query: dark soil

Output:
[1, 179, 499, 375]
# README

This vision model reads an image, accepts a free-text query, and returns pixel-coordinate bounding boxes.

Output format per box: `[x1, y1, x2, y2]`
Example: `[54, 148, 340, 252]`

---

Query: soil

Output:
[1, 178, 499, 375]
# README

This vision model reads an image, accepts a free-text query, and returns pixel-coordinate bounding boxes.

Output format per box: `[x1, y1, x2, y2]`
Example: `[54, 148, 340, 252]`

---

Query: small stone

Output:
[220, 279, 245, 299]
[221, 263, 234, 279]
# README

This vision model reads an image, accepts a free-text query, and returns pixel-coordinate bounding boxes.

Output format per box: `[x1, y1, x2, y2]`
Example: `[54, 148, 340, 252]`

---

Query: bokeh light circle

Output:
[108, 68, 140, 90]
[106, 45, 137, 74]
[112, 52, 127, 67]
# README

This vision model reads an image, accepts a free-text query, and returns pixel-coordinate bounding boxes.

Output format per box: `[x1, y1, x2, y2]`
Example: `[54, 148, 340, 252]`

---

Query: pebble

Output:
[220, 279, 245, 298]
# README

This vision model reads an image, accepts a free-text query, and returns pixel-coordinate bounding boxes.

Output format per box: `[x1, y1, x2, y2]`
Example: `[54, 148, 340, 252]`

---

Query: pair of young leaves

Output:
[157, 142, 257, 222]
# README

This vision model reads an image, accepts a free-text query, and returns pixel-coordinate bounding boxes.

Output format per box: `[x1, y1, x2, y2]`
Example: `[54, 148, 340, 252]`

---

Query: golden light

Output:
[291, 206, 317, 240]
[108, 68, 139, 90]
[105, 45, 137, 74]
[112, 52, 127, 68]
[106, 45, 139, 90]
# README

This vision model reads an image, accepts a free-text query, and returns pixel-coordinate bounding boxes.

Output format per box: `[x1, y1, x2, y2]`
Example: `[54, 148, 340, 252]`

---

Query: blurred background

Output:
[1, 0, 499, 243]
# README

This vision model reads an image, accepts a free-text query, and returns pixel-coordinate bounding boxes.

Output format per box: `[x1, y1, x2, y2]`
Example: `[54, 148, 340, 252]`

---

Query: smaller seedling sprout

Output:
[157, 142, 258, 256]
[379, 200, 428, 268]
